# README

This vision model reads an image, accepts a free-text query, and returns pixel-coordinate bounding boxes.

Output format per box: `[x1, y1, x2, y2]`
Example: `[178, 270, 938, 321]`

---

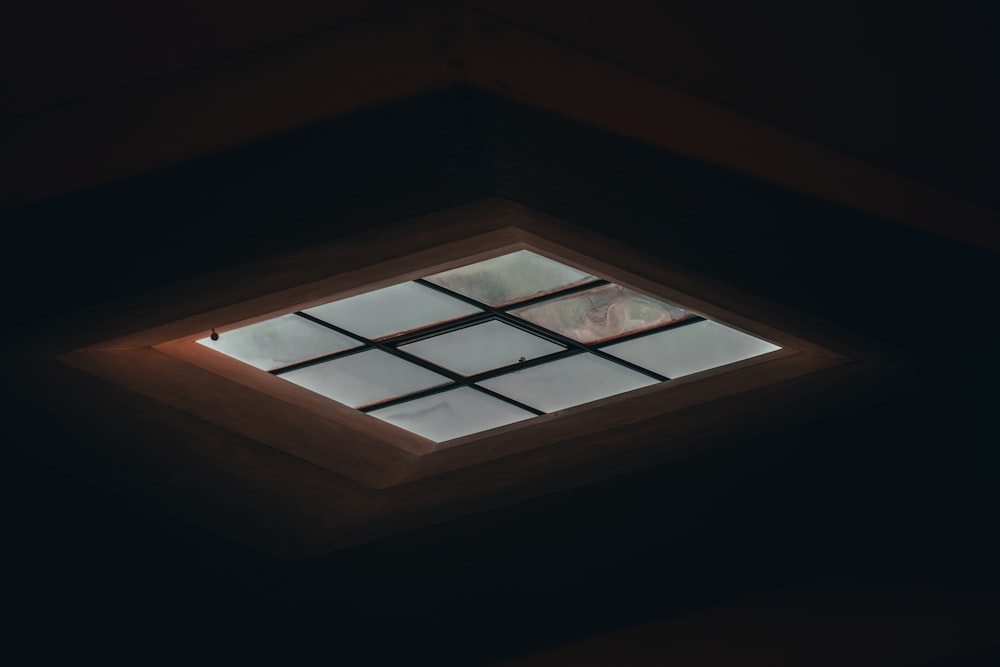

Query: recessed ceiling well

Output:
[59, 199, 848, 506]
[197, 250, 781, 443]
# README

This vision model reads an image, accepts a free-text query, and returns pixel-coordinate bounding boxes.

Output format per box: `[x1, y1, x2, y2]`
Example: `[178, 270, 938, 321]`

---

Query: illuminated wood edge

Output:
[58, 199, 856, 490]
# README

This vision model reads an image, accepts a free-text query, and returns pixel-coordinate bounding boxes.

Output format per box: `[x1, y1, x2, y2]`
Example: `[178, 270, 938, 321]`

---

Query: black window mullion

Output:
[585, 348, 668, 381]
[380, 311, 495, 347]
[464, 348, 582, 384]
[358, 384, 457, 413]
[291, 310, 544, 416]
[376, 279, 610, 347]
[292, 312, 373, 345]
[592, 315, 706, 349]
[296, 311, 464, 377]
[272, 278, 712, 412]
[360, 382, 544, 416]
[270, 344, 373, 375]
[266, 312, 379, 375]
[415, 278, 669, 382]
[494, 278, 610, 311]
[363, 348, 597, 414]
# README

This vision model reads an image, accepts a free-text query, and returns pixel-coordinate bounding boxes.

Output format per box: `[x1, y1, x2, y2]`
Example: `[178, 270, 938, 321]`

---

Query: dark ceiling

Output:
[4, 0, 999, 211]
[2, 3, 998, 665]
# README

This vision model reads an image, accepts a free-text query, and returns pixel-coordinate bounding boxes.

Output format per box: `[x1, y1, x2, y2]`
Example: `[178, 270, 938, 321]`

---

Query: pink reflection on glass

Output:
[510, 284, 691, 344]
[423, 250, 596, 307]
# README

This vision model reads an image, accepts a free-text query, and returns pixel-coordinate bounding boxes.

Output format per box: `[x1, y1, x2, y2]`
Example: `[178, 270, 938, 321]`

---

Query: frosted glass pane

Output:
[369, 387, 535, 442]
[424, 250, 596, 306]
[303, 282, 480, 340]
[511, 283, 690, 344]
[603, 320, 780, 379]
[398, 320, 565, 376]
[196, 314, 361, 370]
[280, 349, 450, 408]
[478, 354, 658, 413]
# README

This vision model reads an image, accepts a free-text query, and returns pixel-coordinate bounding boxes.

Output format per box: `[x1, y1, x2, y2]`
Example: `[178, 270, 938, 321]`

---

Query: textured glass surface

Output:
[478, 353, 658, 413]
[510, 283, 690, 344]
[424, 250, 597, 306]
[369, 387, 535, 442]
[603, 320, 780, 379]
[398, 320, 565, 376]
[280, 349, 451, 408]
[303, 282, 480, 340]
[196, 314, 361, 370]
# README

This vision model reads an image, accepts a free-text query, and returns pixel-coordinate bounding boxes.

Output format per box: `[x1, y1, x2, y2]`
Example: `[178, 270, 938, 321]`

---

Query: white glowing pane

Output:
[398, 320, 565, 376]
[369, 387, 534, 442]
[478, 353, 658, 413]
[510, 283, 691, 344]
[303, 282, 480, 340]
[424, 250, 597, 306]
[196, 314, 361, 370]
[602, 320, 780, 379]
[280, 349, 451, 408]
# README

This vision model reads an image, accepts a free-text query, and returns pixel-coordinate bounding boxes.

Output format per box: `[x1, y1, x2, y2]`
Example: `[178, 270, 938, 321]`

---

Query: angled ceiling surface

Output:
[2, 3, 997, 250]
[3, 87, 991, 561]
[2, 6, 998, 664]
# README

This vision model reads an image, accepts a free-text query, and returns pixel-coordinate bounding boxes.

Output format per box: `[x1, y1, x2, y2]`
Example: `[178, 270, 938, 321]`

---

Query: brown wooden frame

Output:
[60, 198, 851, 490]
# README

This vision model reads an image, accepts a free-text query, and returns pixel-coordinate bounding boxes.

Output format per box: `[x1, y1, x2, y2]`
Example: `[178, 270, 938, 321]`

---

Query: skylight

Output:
[197, 250, 780, 442]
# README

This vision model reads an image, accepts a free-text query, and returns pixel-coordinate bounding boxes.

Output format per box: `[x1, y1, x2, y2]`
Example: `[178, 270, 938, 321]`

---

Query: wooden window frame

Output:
[60, 198, 850, 490]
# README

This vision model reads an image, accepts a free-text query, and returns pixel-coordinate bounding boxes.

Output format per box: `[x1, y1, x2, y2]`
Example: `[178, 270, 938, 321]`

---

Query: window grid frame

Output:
[269, 275, 705, 416]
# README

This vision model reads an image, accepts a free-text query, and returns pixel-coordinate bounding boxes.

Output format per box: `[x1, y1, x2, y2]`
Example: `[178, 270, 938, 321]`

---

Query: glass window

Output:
[478, 353, 658, 413]
[196, 314, 361, 370]
[424, 250, 596, 306]
[369, 387, 535, 442]
[303, 282, 480, 340]
[602, 320, 780, 379]
[398, 320, 565, 376]
[280, 349, 451, 408]
[196, 248, 786, 442]
[510, 283, 690, 344]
